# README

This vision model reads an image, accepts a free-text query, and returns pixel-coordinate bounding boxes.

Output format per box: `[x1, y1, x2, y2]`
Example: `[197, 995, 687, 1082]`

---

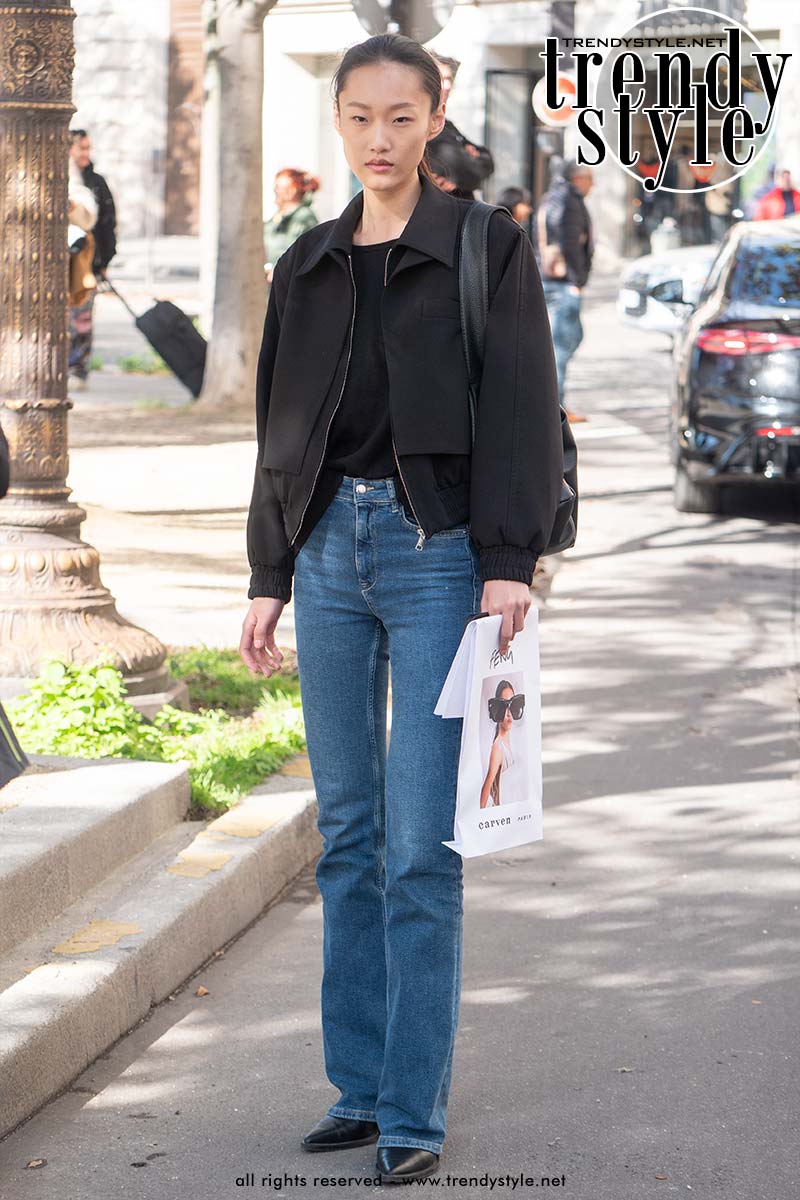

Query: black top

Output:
[326, 237, 398, 476]
[294, 237, 412, 550]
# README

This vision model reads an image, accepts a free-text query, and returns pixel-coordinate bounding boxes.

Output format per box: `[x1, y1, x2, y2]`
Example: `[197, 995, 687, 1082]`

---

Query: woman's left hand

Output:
[481, 580, 532, 656]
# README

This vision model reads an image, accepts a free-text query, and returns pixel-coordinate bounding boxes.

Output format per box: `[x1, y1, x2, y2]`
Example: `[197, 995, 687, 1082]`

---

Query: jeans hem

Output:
[377, 1136, 443, 1154]
[327, 1104, 377, 1121]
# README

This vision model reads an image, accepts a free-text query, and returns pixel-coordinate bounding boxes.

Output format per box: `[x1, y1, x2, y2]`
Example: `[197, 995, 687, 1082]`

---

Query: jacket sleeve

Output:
[94, 177, 117, 269]
[468, 216, 564, 586]
[246, 252, 295, 602]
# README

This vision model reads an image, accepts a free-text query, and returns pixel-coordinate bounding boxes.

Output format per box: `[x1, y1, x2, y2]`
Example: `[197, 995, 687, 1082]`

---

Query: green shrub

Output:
[7, 655, 306, 816]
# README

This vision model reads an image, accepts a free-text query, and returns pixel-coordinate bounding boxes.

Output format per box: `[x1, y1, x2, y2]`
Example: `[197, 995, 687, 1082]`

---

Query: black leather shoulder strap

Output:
[458, 200, 517, 444]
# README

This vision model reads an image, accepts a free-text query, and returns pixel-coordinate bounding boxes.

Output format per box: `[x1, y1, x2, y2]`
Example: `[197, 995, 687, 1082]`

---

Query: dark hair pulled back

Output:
[331, 34, 442, 184]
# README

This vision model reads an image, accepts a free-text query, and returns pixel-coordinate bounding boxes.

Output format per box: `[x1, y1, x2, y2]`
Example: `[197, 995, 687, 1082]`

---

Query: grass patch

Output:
[166, 644, 299, 717]
[133, 397, 172, 410]
[7, 650, 305, 818]
[118, 351, 170, 375]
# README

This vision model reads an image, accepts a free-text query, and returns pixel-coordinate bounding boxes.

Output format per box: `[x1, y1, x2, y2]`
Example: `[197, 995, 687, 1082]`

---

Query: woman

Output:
[239, 33, 563, 1184]
[479, 680, 519, 809]
[263, 168, 320, 284]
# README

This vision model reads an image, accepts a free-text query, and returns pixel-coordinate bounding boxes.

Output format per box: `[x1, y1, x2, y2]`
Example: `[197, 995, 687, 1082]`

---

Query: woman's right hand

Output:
[239, 597, 286, 677]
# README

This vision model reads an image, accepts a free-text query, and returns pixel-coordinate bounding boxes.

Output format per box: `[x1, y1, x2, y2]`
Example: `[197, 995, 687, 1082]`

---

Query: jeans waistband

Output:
[334, 475, 402, 506]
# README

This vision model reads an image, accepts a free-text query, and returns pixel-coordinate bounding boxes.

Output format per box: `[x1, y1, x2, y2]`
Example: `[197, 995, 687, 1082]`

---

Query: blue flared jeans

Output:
[292, 474, 483, 1153]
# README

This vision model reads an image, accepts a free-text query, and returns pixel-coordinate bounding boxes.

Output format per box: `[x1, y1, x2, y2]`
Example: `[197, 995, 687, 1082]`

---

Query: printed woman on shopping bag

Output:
[238, 33, 563, 1185]
[480, 680, 524, 809]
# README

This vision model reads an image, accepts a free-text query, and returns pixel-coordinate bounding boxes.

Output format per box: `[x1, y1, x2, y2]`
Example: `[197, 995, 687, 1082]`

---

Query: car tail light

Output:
[696, 327, 800, 355]
[754, 426, 800, 436]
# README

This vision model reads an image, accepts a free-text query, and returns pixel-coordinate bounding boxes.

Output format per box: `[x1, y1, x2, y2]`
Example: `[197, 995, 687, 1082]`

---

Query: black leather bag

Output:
[458, 200, 578, 557]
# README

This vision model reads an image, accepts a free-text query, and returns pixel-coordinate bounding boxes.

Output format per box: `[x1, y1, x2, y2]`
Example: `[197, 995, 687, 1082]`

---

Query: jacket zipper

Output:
[384, 244, 427, 551]
[288, 252, 358, 547]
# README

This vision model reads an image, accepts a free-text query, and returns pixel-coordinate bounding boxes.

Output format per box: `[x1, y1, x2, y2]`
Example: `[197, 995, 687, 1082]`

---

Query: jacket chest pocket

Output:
[421, 297, 461, 320]
[389, 299, 472, 455]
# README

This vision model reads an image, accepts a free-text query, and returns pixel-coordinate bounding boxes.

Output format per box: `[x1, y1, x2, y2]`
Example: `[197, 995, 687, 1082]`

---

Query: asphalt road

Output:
[1, 285, 798, 1200]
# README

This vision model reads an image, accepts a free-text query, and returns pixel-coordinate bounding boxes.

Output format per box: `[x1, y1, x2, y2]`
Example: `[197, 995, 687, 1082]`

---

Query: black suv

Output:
[669, 217, 800, 513]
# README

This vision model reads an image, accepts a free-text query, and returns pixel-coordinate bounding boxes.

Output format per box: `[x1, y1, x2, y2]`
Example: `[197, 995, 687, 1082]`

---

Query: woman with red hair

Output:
[263, 168, 320, 283]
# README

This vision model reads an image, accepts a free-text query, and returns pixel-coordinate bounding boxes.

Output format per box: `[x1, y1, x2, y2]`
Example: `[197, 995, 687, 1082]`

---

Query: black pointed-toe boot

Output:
[301, 1114, 380, 1152]
[376, 1146, 441, 1183]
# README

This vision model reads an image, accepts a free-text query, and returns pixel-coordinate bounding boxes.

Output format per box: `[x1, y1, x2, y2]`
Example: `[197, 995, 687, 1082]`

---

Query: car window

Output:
[729, 238, 800, 307]
[696, 237, 736, 304]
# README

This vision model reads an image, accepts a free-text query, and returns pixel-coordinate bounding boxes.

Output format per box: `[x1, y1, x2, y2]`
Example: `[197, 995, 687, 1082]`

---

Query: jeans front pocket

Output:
[395, 503, 469, 539]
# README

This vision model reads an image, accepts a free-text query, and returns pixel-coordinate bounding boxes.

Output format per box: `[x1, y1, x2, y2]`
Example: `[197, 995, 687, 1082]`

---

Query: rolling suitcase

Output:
[100, 279, 207, 398]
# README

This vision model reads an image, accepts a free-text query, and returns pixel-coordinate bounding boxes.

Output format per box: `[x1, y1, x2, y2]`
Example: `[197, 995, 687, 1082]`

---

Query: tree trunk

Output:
[198, 0, 220, 343]
[197, 0, 276, 410]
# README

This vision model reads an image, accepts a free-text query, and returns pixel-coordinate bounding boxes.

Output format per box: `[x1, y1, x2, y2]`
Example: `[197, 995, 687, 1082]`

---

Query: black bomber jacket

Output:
[247, 170, 564, 603]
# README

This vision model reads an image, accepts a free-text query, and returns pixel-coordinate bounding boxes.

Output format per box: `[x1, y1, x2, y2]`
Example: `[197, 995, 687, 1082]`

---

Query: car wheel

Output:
[674, 460, 722, 514]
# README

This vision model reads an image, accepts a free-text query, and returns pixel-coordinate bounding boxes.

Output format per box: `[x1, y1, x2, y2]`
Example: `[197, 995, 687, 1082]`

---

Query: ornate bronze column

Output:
[0, 0, 186, 714]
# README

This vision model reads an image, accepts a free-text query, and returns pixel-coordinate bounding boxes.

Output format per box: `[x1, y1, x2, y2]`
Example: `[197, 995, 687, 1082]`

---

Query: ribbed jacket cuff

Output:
[248, 565, 293, 603]
[478, 545, 538, 587]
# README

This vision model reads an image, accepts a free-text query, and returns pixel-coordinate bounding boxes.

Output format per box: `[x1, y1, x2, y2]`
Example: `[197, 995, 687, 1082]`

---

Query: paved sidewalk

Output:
[1, 284, 797, 1197]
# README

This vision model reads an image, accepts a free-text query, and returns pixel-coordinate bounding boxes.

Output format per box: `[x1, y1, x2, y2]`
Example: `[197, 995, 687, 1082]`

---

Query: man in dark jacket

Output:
[539, 161, 594, 423]
[428, 52, 494, 199]
[68, 129, 117, 390]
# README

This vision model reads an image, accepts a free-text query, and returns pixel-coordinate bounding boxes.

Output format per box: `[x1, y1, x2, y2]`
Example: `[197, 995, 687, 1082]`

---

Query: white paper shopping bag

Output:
[435, 611, 543, 858]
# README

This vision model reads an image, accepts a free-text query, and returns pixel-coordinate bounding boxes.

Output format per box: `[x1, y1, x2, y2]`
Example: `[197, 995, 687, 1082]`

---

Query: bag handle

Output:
[458, 200, 521, 444]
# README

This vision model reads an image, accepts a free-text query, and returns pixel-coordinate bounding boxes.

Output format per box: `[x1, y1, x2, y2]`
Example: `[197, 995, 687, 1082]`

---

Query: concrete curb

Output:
[0, 760, 189, 958]
[0, 767, 321, 1140]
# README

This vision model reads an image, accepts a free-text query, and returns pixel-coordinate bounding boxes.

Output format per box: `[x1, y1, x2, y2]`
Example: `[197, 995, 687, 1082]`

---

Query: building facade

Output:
[71, 0, 799, 263]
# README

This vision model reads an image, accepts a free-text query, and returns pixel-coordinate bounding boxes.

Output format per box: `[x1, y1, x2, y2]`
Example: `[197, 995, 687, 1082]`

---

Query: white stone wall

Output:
[71, 0, 170, 241]
[263, 6, 370, 226]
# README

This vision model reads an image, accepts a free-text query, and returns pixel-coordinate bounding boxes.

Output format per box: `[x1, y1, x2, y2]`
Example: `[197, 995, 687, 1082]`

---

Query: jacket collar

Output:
[295, 170, 460, 278]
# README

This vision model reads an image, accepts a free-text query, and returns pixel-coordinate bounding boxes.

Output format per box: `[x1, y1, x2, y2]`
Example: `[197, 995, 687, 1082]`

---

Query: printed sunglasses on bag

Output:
[487, 693, 526, 722]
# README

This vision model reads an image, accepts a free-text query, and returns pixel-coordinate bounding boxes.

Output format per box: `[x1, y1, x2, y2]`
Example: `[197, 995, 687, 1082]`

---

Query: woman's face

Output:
[274, 174, 300, 207]
[513, 200, 533, 223]
[334, 61, 445, 192]
[499, 686, 514, 732]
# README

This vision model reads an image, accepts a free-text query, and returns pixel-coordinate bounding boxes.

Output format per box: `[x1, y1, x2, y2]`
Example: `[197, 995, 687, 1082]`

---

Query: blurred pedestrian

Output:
[538, 161, 594, 423]
[496, 185, 534, 227]
[753, 168, 800, 220]
[68, 129, 116, 390]
[67, 152, 98, 392]
[263, 169, 320, 284]
[428, 51, 493, 199]
[704, 159, 737, 241]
